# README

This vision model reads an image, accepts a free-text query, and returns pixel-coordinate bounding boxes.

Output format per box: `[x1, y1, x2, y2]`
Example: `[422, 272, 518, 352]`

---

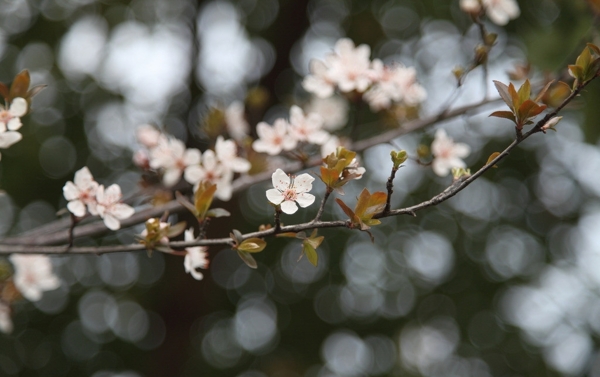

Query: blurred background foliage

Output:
[2, 0, 600, 376]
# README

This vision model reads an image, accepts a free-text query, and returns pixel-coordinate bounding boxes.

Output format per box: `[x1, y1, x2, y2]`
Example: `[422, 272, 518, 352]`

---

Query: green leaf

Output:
[486, 152, 500, 168]
[238, 238, 266, 253]
[335, 198, 360, 226]
[176, 191, 198, 217]
[489, 110, 516, 123]
[534, 80, 555, 103]
[167, 221, 187, 238]
[575, 46, 592, 72]
[302, 241, 318, 266]
[237, 250, 257, 269]
[587, 43, 600, 56]
[206, 208, 230, 218]
[569, 65, 583, 82]
[517, 79, 531, 105]
[230, 229, 243, 244]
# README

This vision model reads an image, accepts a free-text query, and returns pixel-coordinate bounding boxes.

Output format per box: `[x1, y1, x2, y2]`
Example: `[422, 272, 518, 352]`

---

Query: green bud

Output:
[390, 150, 408, 169]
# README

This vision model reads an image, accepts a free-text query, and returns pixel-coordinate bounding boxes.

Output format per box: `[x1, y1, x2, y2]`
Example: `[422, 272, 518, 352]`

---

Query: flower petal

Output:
[296, 193, 316, 208]
[271, 169, 290, 191]
[293, 173, 314, 193]
[280, 200, 298, 214]
[9, 98, 27, 117]
[102, 214, 121, 230]
[67, 200, 86, 217]
[266, 189, 284, 205]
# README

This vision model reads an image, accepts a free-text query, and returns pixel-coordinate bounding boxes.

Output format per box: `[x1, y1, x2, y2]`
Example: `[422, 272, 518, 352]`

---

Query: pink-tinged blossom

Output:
[303, 39, 373, 97]
[303, 59, 336, 98]
[215, 136, 251, 173]
[0, 302, 12, 333]
[184, 150, 234, 201]
[183, 228, 209, 280]
[431, 129, 471, 177]
[306, 96, 349, 131]
[0, 97, 27, 132]
[136, 124, 164, 148]
[225, 101, 250, 142]
[288, 106, 330, 145]
[63, 166, 99, 217]
[266, 169, 315, 215]
[364, 60, 427, 111]
[149, 136, 202, 187]
[95, 184, 135, 230]
[328, 39, 373, 93]
[252, 119, 297, 155]
[460, 0, 520, 25]
[9, 254, 60, 302]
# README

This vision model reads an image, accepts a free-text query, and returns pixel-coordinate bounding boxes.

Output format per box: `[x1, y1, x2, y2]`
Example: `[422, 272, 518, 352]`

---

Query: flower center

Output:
[282, 188, 297, 201]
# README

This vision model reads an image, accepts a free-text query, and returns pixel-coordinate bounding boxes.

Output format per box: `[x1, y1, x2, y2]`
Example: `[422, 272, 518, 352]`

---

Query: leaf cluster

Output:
[491, 79, 547, 130]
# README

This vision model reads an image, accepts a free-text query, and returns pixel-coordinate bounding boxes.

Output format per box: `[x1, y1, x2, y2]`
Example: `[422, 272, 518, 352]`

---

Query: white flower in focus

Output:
[184, 150, 234, 201]
[252, 119, 297, 155]
[149, 137, 202, 187]
[225, 101, 249, 142]
[0, 302, 12, 333]
[431, 129, 471, 177]
[183, 228, 209, 280]
[266, 168, 315, 214]
[306, 96, 349, 131]
[9, 254, 60, 302]
[63, 166, 99, 217]
[460, 0, 520, 25]
[0, 98, 27, 132]
[95, 184, 135, 230]
[288, 106, 330, 145]
[215, 136, 250, 173]
[136, 124, 163, 148]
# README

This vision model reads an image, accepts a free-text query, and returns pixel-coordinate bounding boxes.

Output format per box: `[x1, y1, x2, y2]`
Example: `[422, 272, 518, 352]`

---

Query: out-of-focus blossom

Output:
[0, 98, 27, 132]
[184, 150, 234, 201]
[321, 135, 341, 158]
[149, 136, 202, 187]
[95, 184, 135, 230]
[306, 96, 349, 131]
[364, 60, 427, 111]
[252, 119, 297, 155]
[288, 106, 330, 145]
[225, 101, 249, 142]
[460, 0, 520, 25]
[63, 166, 99, 217]
[215, 136, 251, 173]
[303, 38, 373, 97]
[431, 129, 471, 177]
[183, 228, 209, 280]
[0, 302, 12, 333]
[136, 124, 164, 148]
[266, 168, 315, 214]
[9, 254, 60, 302]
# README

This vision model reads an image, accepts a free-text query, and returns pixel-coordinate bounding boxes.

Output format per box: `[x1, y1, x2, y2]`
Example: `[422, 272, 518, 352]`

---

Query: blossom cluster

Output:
[0, 98, 28, 160]
[63, 167, 135, 230]
[135, 126, 250, 201]
[302, 39, 427, 111]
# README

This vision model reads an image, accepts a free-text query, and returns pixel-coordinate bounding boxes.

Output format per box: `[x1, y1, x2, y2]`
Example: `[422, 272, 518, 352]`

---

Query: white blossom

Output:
[9, 254, 60, 302]
[288, 105, 330, 145]
[136, 124, 164, 148]
[95, 184, 135, 230]
[215, 136, 250, 173]
[0, 97, 27, 132]
[460, 0, 520, 25]
[252, 119, 297, 155]
[431, 129, 471, 177]
[183, 228, 209, 280]
[303, 59, 336, 98]
[0, 131, 22, 160]
[266, 168, 315, 214]
[149, 136, 202, 187]
[184, 150, 234, 201]
[63, 166, 99, 217]
[364, 60, 427, 111]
